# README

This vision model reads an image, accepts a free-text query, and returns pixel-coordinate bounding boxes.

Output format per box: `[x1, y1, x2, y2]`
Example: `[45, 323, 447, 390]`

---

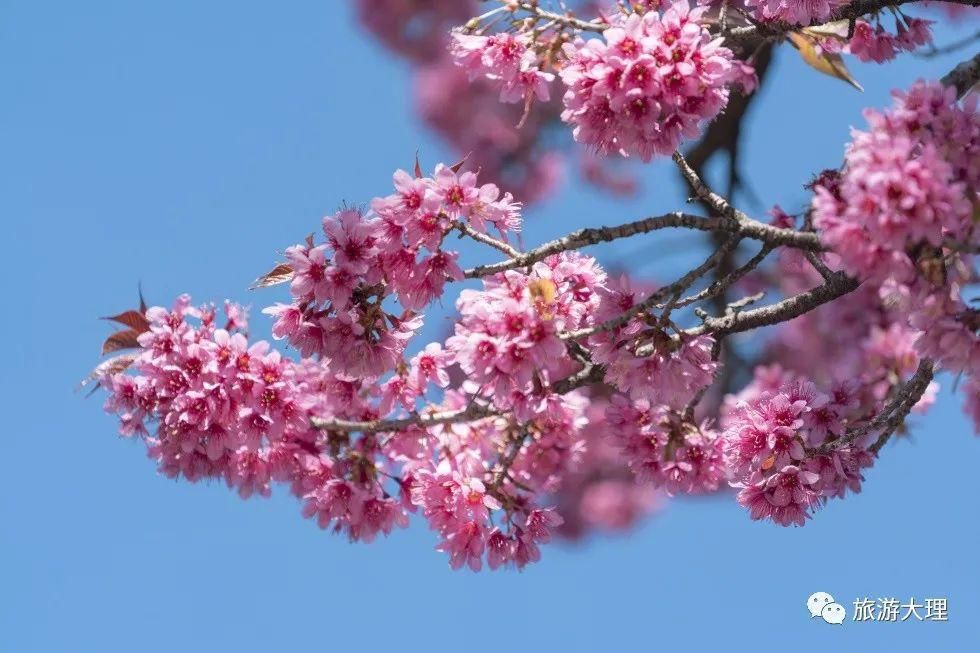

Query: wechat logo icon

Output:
[808, 592, 846, 625]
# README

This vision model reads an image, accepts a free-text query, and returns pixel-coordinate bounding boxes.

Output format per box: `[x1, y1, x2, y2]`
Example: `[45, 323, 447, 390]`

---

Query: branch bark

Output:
[685, 271, 860, 338]
[811, 359, 935, 455]
[464, 211, 822, 278]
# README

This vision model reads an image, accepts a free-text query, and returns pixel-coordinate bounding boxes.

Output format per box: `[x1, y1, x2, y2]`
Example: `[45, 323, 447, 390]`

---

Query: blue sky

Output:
[2, 1, 977, 650]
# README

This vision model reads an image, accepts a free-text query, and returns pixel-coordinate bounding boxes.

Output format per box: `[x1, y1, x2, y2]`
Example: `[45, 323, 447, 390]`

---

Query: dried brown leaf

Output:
[788, 32, 863, 92]
[249, 262, 294, 290]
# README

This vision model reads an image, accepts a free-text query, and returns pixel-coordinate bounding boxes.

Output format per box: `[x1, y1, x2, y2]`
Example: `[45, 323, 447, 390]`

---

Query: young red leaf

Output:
[101, 310, 150, 332]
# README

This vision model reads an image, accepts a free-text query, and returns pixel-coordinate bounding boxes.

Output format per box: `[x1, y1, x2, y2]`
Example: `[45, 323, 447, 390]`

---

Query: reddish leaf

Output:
[102, 330, 142, 355]
[304, 232, 315, 248]
[101, 310, 150, 332]
[414, 151, 423, 178]
[249, 262, 294, 290]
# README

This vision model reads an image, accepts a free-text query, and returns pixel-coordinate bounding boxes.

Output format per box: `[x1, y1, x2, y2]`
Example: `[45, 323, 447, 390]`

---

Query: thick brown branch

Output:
[463, 212, 821, 279]
[685, 271, 860, 338]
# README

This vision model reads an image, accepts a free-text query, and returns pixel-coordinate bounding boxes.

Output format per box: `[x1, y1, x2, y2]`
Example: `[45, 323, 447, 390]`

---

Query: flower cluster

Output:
[589, 276, 718, 408]
[813, 80, 977, 285]
[451, 31, 554, 104]
[847, 17, 933, 63]
[411, 460, 564, 571]
[447, 251, 605, 416]
[550, 401, 662, 537]
[102, 297, 412, 541]
[400, 384, 590, 570]
[721, 373, 873, 526]
[558, 2, 737, 161]
[415, 57, 564, 203]
[264, 164, 521, 378]
[606, 395, 727, 495]
[812, 80, 978, 417]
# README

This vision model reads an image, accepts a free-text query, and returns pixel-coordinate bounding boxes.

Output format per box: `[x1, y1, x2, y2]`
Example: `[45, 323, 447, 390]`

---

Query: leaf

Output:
[78, 352, 139, 394]
[304, 232, 315, 248]
[787, 32, 863, 92]
[102, 330, 142, 355]
[101, 310, 150, 332]
[414, 150, 423, 179]
[249, 262, 294, 290]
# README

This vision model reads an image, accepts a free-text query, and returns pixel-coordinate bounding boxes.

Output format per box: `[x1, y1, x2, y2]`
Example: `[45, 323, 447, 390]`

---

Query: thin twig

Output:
[671, 242, 774, 310]
[456, 221, 521, 258]
[509, 1, 606, 33]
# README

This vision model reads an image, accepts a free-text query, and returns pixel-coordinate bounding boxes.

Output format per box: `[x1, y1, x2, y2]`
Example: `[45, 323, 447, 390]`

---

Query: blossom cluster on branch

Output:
[91, 0, 979, 571]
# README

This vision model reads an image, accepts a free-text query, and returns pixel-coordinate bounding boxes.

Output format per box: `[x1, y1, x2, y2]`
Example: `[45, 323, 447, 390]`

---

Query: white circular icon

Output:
[821, 602, 846, 625]
[807, 591, 835, 618]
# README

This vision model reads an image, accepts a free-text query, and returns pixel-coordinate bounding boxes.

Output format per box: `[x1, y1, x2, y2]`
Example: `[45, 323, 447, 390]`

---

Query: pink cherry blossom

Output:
[558, 3, 737, 161]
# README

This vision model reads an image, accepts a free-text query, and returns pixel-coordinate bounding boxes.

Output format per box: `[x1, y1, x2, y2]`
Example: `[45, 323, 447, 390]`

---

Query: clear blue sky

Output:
[2, 2, 977, 650]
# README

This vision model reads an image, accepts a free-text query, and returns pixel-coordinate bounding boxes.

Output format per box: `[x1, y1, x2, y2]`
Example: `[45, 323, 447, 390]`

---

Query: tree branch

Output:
[463, 211, 821, 279]
[684, 271, 860, 339]
[311, 361, 606, 434]
[811, 359, 935, 455]
[726, 0, 980, 49]
[508, 1, 606, 33]
[561, 236, 741, 340]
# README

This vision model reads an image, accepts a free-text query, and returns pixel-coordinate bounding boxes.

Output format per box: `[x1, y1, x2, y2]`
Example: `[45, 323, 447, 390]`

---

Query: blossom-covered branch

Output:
[811, 359, 936, 455]
[89, 1, 978, 571]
